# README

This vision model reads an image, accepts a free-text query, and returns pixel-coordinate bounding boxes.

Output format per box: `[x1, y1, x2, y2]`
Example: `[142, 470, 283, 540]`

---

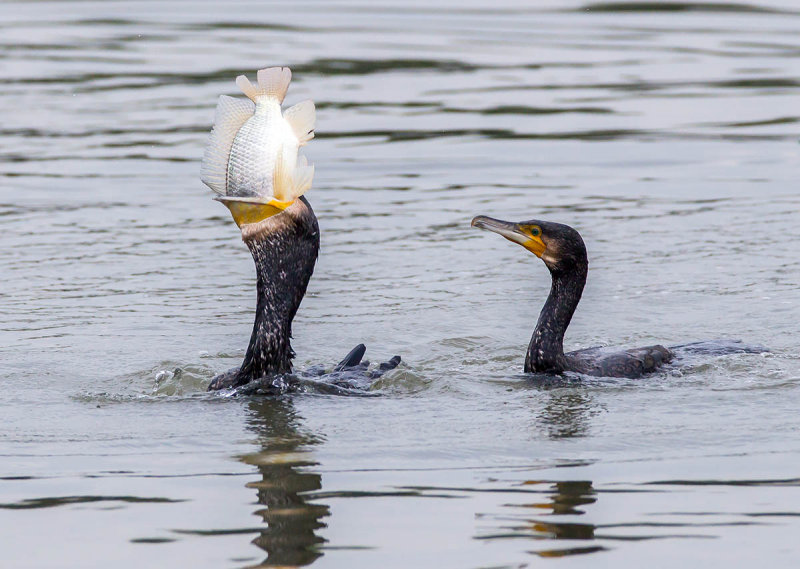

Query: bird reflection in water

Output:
[489, 480, 607, 558]
[517, 480, 597, 516]
[239, 398, 329, 567]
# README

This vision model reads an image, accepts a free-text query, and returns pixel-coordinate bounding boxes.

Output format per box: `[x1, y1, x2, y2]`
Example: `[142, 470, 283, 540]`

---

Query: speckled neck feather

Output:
[525, 257, 588, 374]
[234, 197, 319, 385]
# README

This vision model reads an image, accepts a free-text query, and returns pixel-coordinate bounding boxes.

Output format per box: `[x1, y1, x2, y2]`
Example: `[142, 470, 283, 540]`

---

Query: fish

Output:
[201, 66, 315, 226]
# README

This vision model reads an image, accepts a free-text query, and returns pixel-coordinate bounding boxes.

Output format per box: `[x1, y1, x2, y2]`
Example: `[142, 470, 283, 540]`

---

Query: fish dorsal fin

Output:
[272, 150, 314, 202]
[283, 100, 316, 146]
[201, 95, 255, 194]
[236, 67, 292, 103]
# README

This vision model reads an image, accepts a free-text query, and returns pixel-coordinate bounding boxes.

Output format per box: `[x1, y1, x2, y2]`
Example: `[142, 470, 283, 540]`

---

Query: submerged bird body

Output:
[202, 67, 398, 391]
[558, 344, 672, 379]
[472, 216, 673, 379]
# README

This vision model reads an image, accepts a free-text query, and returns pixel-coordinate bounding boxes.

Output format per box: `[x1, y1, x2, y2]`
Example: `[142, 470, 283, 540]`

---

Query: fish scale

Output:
[201, 66, 316, 205]
[227, 106, 287, 198]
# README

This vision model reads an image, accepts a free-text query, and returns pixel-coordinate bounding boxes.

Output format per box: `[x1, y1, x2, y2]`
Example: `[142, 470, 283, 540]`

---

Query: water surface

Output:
[1, 0, 799, 567]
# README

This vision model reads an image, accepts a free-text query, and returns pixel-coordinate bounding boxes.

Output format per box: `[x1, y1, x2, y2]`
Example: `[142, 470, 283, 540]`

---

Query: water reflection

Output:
[239, 398, 328, 567]
[516, 480, 598, 516]
[482, 480, 607, 557]
[536, 388, 597, 439]
[518, 481, 606, 558]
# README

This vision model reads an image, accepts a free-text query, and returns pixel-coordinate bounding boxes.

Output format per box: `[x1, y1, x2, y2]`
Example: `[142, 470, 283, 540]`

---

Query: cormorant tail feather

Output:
[335, 344, 367, 371]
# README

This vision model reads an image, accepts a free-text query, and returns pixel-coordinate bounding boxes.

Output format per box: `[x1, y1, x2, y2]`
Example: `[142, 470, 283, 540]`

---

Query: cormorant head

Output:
[471, 216, 587, 274]
[215, 195, 317, 244]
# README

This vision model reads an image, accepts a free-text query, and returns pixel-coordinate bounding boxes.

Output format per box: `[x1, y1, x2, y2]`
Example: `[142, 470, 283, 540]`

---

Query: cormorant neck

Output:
[236, 198, 319, 385]
[525, 262, 587, 374]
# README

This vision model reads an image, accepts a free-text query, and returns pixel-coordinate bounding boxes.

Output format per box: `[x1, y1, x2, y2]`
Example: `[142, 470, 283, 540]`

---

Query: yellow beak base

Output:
[522, 235, 547, 258]
[215, 197, 294, 228]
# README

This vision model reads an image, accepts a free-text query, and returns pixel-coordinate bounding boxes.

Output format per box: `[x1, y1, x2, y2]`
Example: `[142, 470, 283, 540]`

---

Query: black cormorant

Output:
[471, 215, 688, 378]
[208, 197, 399, 391]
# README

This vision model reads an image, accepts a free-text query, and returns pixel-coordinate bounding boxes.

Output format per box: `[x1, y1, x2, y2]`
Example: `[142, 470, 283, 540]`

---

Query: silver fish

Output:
[201, 66, 315, 225]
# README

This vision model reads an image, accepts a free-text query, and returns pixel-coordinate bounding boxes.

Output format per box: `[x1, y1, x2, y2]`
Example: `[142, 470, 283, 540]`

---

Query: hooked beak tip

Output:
[471, 215, 489, 229]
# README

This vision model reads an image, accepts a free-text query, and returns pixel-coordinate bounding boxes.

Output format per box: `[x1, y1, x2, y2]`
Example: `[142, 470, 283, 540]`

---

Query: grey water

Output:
[1, 0, 799, 566]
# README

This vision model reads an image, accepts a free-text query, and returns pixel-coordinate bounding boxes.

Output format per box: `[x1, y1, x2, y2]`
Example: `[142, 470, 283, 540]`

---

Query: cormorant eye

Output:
[529, 226, 541, 237]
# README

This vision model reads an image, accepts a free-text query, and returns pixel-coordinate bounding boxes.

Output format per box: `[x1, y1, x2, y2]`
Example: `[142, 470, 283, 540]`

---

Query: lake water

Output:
[2, 0, 800, 567]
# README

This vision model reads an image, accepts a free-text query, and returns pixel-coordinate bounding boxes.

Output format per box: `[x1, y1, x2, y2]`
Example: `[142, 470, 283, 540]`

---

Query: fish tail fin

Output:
[284, 100, 316, 146]
[236, 67, 292, 103]
[201, 95, 255, 194]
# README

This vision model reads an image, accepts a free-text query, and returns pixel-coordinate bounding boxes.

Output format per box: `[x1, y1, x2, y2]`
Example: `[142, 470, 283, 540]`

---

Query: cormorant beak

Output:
[471, 215, 547, 258]
[214, 196, 294, 228]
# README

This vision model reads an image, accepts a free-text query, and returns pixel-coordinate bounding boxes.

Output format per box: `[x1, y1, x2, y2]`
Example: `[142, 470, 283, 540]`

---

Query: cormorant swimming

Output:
[471, 215, 759, 379]
[207, 195, 400, 392]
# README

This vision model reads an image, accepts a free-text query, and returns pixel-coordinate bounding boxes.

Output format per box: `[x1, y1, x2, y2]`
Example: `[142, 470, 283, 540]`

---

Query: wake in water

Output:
[229, 344, 401, 396]
[669, 339, 768, 357]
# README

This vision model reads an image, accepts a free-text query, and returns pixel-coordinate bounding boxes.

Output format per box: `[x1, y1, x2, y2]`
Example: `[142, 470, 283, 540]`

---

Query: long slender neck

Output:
[237, 202, 318, 385]
[525, 263, 587, 373]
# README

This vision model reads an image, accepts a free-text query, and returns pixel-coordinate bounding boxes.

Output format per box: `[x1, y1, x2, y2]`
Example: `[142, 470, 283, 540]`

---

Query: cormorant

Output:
[208, 197, 399, 391]
[200, 66, 399, 391]
[471, 215, 758, 379]
[208, 197, 318, 390]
